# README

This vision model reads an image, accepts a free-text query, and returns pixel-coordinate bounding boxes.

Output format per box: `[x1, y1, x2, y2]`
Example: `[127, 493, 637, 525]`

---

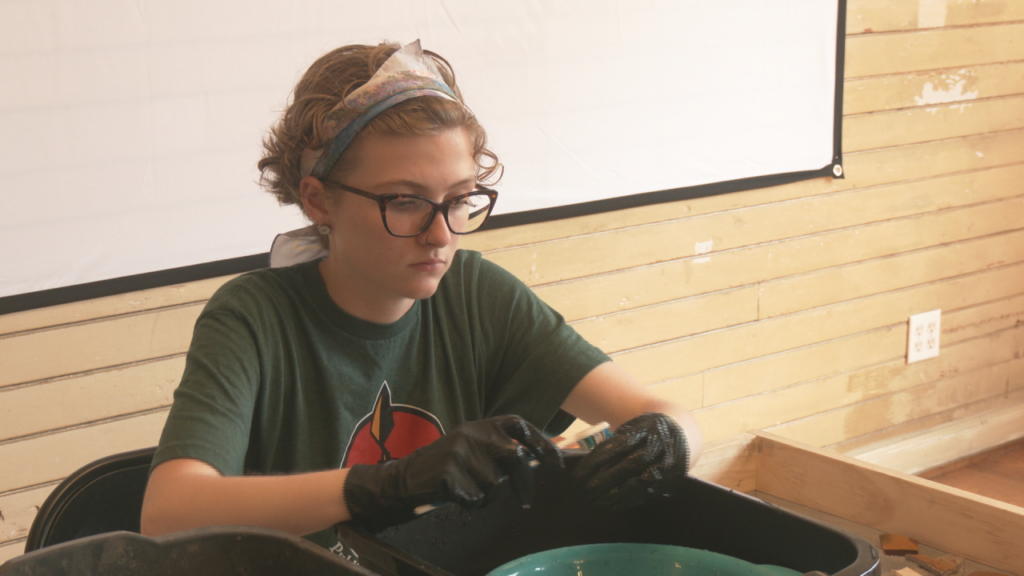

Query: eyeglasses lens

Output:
[384, 193, 493, 236]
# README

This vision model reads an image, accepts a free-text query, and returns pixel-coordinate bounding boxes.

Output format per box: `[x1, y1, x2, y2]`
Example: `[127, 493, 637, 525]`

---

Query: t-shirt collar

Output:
[299, 259, 420, 340]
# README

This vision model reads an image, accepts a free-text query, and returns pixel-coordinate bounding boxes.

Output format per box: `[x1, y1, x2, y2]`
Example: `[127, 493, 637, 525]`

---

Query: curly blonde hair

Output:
[258, 42, 501, 217]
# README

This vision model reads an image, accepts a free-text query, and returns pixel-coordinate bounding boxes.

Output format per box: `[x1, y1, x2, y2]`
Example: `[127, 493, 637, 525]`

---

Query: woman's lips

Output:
[410, 258, 446, 272]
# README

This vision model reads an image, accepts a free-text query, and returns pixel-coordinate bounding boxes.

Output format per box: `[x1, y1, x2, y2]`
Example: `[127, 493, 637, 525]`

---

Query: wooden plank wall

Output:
[2, 0, 1023, 562]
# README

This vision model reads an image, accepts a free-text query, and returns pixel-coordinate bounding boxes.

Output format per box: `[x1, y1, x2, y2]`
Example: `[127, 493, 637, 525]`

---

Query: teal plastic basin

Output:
[485, 543, 802, 576]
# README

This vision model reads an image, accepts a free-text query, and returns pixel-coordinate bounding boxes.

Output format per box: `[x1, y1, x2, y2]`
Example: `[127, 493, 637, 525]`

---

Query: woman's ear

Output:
[299, 176, 330, 224]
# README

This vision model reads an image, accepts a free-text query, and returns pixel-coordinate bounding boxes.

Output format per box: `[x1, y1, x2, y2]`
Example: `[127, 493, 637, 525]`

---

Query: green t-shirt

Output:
[154, 249, 609, 549]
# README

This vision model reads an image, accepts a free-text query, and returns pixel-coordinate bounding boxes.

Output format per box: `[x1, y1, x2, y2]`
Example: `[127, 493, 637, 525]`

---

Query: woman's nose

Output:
[419, 208, 452, 247]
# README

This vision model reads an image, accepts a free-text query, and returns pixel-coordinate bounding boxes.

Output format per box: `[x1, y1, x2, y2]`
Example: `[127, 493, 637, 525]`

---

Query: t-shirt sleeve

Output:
[471, 255, 611, 436]
[152, 283, 261, 476]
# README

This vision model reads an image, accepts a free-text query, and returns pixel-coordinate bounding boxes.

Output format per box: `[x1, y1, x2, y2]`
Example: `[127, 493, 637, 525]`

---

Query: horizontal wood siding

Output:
[2, 0, 1022, 558]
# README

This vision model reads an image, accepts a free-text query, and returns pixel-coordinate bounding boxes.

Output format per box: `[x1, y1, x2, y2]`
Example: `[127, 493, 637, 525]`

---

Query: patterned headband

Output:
[299, 40, 459, 180]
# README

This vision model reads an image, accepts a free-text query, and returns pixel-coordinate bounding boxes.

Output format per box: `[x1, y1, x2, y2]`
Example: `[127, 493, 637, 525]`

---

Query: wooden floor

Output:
[920, 439, 1024, 509]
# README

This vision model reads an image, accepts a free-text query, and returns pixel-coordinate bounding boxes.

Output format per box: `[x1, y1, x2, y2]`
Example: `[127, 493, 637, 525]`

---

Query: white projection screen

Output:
[0, 0, 846, 312]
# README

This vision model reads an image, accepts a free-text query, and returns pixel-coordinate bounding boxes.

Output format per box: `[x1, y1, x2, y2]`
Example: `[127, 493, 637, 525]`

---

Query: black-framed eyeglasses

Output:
[323, 181, 498, 238]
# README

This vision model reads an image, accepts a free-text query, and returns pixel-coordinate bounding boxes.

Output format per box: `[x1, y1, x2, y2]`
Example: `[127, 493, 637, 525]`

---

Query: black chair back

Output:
[25, 447, 156, 552]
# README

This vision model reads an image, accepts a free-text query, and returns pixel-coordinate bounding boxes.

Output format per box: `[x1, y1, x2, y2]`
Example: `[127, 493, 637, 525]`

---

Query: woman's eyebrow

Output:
[375, 177, 477, 193]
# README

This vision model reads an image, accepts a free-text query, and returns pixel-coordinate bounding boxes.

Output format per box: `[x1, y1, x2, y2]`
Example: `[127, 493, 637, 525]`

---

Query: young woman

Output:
[140, 40, 703, 553]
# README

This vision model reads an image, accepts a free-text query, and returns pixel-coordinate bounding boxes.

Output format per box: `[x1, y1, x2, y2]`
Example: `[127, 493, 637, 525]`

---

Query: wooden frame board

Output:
[686, 403, 1024, 575]
[748, 432, 1024, 575]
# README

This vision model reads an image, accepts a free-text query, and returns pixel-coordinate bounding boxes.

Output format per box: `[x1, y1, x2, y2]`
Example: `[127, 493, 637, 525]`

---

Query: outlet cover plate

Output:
[908, 309, 941, 363]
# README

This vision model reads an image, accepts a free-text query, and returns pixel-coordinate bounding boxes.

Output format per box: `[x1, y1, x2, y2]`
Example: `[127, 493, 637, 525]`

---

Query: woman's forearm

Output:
[560, 361, 704, 468]
[140, 458, 352, 537]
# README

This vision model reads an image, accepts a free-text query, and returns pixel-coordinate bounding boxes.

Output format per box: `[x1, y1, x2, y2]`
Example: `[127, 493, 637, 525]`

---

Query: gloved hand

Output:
[343, 415, 562, 531]
[572, 412, 689, 510]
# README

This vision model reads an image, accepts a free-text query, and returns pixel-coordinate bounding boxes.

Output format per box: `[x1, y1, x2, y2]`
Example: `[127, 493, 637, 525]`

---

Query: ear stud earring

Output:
[317, 224, 332, 235]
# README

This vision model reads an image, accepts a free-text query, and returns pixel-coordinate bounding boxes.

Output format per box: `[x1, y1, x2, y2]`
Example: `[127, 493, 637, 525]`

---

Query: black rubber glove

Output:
[572, 412, 689, 510]
[343, 415, 563, 531]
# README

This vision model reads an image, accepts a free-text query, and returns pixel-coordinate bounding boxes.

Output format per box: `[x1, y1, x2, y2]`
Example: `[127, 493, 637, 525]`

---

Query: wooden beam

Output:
[536, 197, 1024, 321]
[646, 374, 703, 414]
[466, 130, 1024, 255]
[847, 402, 1024, 476]
[0, 484, 57, 547]
[829, 391, 1024, 455]
[613, 263, 1024, 388]
[0, 540, 24, 566]
[0, 358, 182, 442]
[0, 275, 233, 337]
[845, 94, 1024, 153]
[0, 304, 200, 389]
[759, 228, 1024, 319]
[769, 362, 1022, 448]
[571, 287, 758, 354]
[754, 431, 1024, 575]
[847, 0, 1024, 35]
[844, 61, 1024, 116]
[688, 432, 758, 494]
[846, 23, 1024, 78]
[696, 329, 1024, 443]
[491, 184, 1024, 290]
[0, 411, 166, 494]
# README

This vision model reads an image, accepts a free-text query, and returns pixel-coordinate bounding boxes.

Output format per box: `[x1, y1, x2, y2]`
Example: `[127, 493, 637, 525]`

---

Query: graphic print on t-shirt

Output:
[342, 381, 444, 467]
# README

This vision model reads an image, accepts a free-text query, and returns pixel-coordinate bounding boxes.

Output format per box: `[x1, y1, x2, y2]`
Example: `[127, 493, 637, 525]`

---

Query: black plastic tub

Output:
[0, 526, 374, 576]
[336, 452, 880, 576]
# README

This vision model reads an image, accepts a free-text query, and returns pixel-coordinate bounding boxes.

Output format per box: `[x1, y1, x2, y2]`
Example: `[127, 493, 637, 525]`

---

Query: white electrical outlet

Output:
[907, 309, 941, 363]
